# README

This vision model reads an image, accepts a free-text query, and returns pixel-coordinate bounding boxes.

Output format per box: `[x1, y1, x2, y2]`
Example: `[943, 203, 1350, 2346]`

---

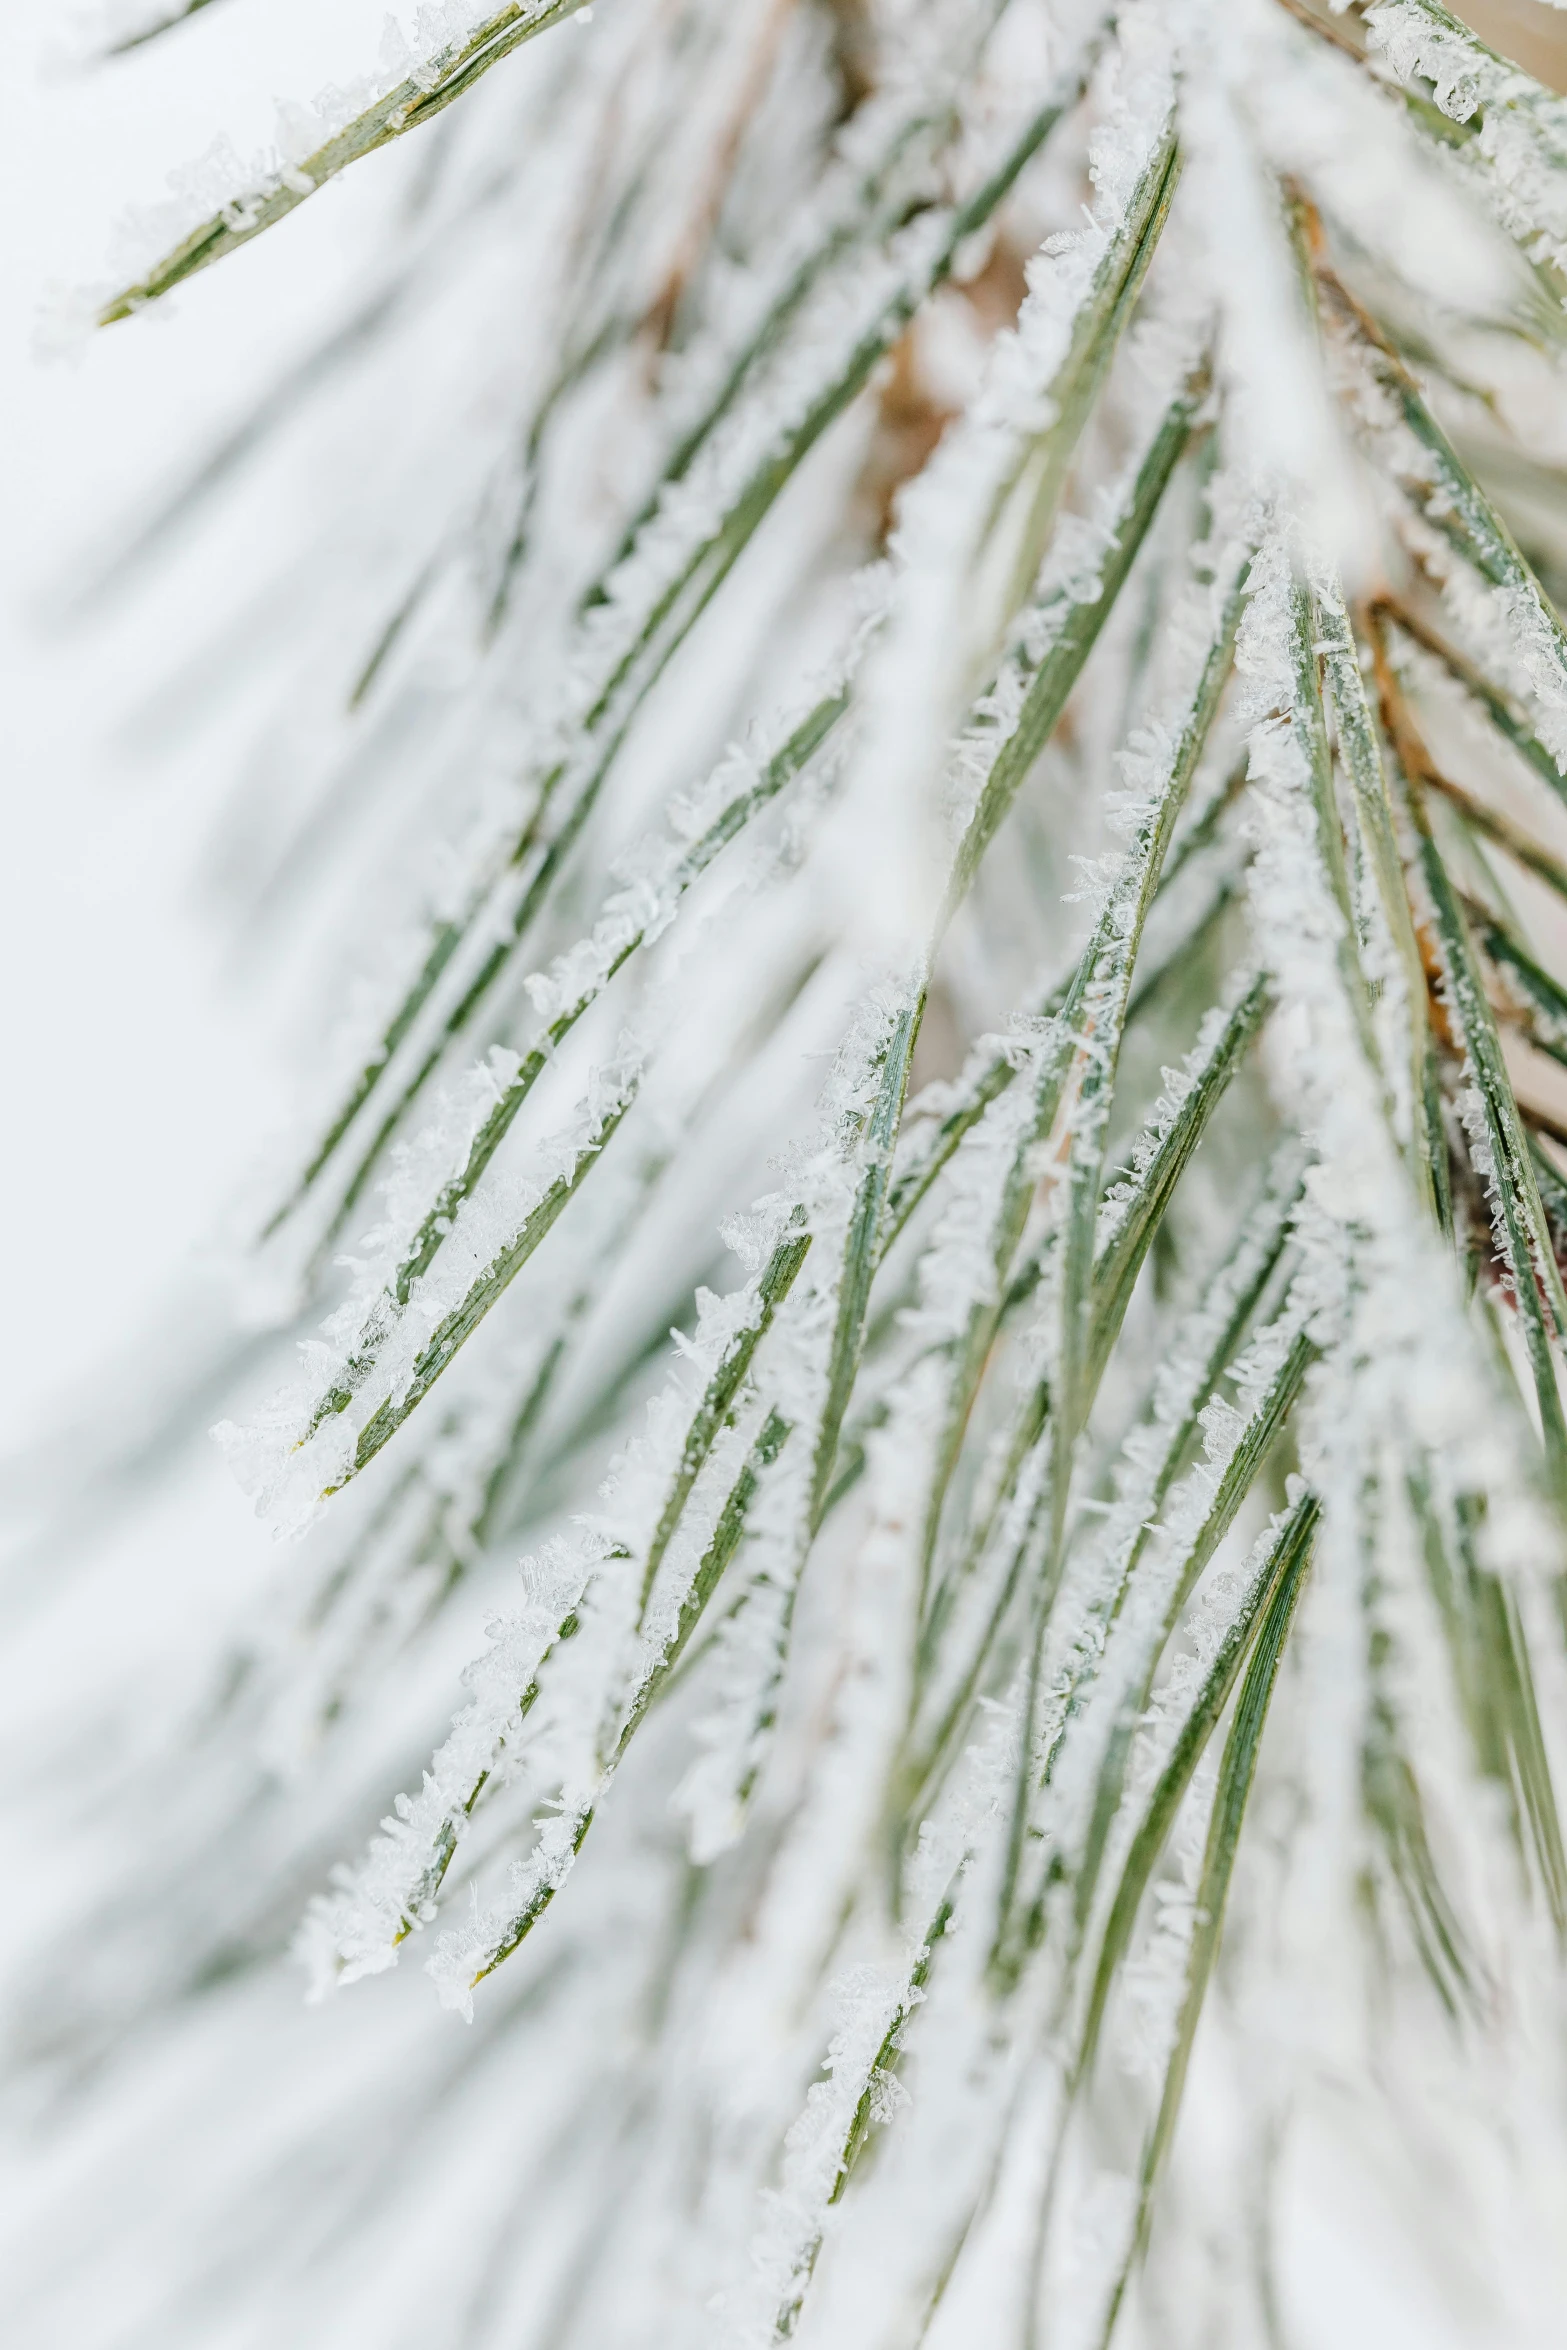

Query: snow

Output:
[11, 0, 1567, 2344]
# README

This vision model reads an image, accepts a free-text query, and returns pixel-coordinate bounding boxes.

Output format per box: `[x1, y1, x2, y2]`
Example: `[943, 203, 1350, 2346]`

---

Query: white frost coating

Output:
[34, 6, 1567, 2342]
[1236, 528, 1555, 1579]
[98, 2, 586, 289]
[540, 2, 1006, 787]
[304, 980, 915, 1998]
[1321, 312, 1567, 772]
[891, 505, 1270, 1797]
[1245, 0, 1519, 328]
[426, 985, 925, 1997]
[522, 577, 886, 1028]
[686, 1024, 1054, 1860]
[247, 108, 930, 1193]
[296, 1263, 782, 1993]
[1367, 1, 1567, 273]
[999, 1200, 1305, 1926]
[1092, 982, 1251, 1255]
[270, 634, 871, 1498]
[543, 212, 949, 755]
[728, 1956, 913, 2342]
[250, 35, 1022, 1229]
[294, 1524, 609, 1993]
[1115, 1743, 1215, 2093]
[836, 0, 1181, 949]
[249, 933, 835, 1759]
[904, 1036, 1060, 1348]
[216, 1039, 646, 1532]
[708, 481, 1256, 1884]
[245, 1278, 593, 1772]
[1134, 1514, 1274, 1791]
[926, 1085, 1305, 2011]
[937, 324, 1203, 865]
[649, 6, 971, 451]
[892, 471, 1259, 1468]
[673, 1429, 814, 1865]
[224, 599, 885, 1535]
[525, 8, 1112, 835]
[676, 1057, 1039, 1867]
[1021, 1288, 1312, 1914]
[717, 1456, 1020, 2347]
[1095, 1147, 1304, 1572]
[674, 974, 933, 1861]
[1178, 0, 1371, 579]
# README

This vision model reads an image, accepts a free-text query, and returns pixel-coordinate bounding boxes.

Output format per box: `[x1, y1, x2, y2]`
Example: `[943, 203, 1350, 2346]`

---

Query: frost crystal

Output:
[16, 3, 1567, 2344]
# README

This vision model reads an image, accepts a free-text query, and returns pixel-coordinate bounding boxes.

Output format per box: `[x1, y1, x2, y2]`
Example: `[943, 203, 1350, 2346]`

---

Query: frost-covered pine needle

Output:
[13, 2, 1567, 2345]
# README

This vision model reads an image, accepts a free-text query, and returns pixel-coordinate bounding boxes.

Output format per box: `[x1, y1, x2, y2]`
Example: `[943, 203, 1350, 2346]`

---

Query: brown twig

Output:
[641, 0, 802, 354]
